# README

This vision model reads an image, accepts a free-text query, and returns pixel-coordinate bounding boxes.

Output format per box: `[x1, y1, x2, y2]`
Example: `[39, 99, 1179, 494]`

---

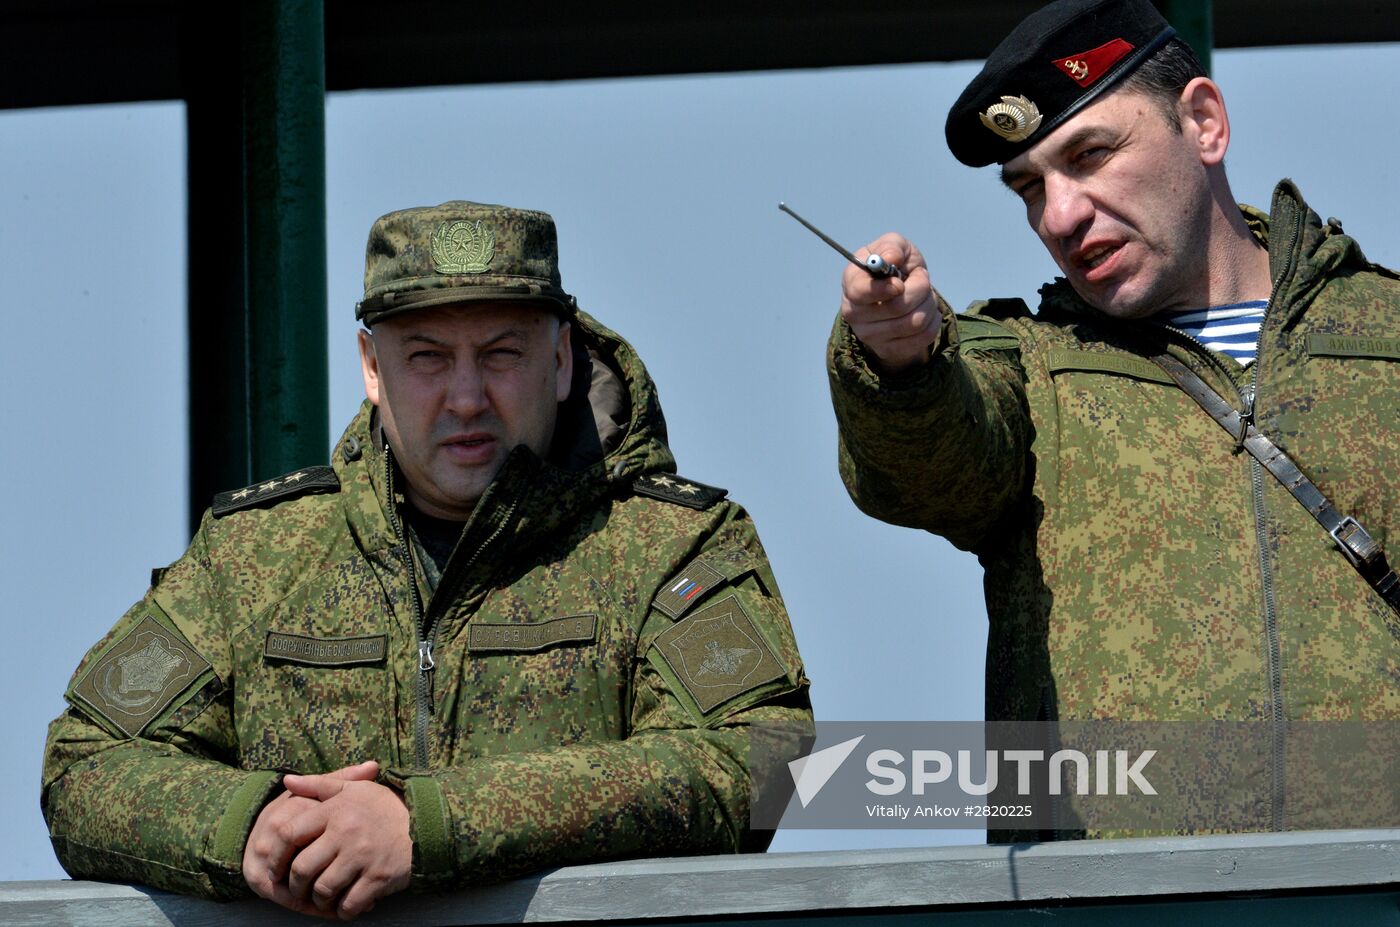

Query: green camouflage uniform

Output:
[44, 262, 811, 895]
[829, 182, 1400, 825]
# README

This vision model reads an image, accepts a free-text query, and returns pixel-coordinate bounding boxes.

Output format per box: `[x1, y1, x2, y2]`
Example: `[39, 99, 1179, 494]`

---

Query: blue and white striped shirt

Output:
[1162, 299, 1268, 365]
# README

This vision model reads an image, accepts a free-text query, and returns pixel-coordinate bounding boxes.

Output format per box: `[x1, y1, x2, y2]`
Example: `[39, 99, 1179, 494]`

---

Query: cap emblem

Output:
[430, 219, 496, 274]
[979, 95, 1043, 142]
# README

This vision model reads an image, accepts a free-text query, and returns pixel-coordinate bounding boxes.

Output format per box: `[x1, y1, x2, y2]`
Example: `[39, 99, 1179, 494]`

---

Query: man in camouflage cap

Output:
[44, 201, 811, 917]
[828, 0, 1400, 832]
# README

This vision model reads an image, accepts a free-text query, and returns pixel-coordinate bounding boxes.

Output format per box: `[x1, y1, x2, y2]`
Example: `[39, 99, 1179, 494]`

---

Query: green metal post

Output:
[241, 0, 328, 485]
[1156, 0, 1213, 74]
[184, 13, 251, 534]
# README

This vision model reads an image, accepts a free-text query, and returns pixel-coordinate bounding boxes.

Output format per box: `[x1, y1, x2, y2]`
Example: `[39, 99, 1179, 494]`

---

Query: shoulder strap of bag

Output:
[1150, 352, 1400, 616]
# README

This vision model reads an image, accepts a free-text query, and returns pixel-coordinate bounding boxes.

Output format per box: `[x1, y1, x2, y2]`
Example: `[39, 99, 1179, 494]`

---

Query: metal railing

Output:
[7, 829, 1399, 926]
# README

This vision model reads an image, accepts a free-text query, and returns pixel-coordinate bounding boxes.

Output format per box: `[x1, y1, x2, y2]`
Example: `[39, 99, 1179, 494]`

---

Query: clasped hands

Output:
[243, 760, 412, 920]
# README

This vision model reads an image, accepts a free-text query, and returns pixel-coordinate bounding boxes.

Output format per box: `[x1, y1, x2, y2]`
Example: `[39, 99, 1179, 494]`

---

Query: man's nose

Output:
[443, 363, 489, 418]
[1038, 174, 1094, 241]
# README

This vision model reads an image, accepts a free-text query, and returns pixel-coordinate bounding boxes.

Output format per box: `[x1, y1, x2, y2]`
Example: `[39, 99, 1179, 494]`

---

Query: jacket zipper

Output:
[383, 445, 523, 769]
[1150, 206, 1302, 831]
[382, 448, 435, 768]
[412, 496, 520, 768]
[1253, 206, 1303, 832]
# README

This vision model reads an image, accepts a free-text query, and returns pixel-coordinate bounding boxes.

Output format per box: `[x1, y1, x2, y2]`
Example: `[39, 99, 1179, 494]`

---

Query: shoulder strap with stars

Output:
[631, 472, 727, 511]
[211, 465, 340, 518]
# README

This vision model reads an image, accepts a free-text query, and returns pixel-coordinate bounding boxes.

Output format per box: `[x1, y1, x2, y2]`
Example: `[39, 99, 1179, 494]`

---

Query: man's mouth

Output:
[1079, 243, 1120, 269]
[441, 433, 497, 461]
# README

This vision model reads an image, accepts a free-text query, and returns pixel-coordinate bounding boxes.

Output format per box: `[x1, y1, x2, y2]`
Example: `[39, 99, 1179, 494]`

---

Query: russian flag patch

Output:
[653, 557, 726, 620]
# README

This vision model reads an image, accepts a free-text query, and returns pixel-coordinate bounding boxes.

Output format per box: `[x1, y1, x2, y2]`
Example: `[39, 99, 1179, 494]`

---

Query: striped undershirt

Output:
[1161, 299, 1268, 365]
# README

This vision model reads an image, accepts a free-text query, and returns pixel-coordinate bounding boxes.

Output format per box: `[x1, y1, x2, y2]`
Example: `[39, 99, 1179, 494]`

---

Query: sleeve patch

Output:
[632, 473, 727, 510]
[211, 465, 339, 518]
[655, 594, 785, 714]
[70, 614, 212, 738]
[652, 558, 726, 620]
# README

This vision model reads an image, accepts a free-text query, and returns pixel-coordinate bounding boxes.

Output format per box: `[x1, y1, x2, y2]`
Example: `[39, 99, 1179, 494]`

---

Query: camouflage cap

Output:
[356, 201, 575, 326]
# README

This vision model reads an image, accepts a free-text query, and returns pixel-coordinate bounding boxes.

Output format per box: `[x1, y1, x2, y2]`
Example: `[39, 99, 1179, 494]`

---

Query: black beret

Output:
[945, 0, 1176, 167]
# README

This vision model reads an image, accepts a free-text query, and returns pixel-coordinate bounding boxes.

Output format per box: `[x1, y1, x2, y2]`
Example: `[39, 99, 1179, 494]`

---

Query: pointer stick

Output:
[778, 202, 903, 279]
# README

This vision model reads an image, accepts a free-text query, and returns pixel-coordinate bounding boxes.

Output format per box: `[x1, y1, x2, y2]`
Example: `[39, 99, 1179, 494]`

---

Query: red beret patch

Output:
[1052, 38, 1135, 88]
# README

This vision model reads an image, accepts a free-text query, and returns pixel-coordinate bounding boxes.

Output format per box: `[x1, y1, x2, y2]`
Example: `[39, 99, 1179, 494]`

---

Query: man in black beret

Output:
[827, 0, 1400, 832]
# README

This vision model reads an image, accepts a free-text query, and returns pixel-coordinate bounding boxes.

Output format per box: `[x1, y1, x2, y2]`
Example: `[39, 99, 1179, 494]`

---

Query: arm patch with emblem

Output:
[654, 594, 786, 715]
[212, 465, 339, 517]
[632, 473, 727, 510]
[68, 612, 213, 738]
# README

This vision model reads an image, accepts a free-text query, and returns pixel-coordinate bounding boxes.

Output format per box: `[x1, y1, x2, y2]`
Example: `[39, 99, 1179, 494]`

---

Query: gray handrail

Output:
[6, 829, 1399, 926]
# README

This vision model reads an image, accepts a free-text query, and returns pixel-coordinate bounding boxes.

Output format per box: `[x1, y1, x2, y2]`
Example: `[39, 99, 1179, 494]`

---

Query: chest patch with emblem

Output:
[656, 594, 784, 714]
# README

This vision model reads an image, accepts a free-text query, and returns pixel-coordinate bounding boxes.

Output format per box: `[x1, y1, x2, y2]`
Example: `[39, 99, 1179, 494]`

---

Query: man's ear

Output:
[358, 329, 382, 407]
[555, 320, 574, 403]
[1181, 76, 1230, 167]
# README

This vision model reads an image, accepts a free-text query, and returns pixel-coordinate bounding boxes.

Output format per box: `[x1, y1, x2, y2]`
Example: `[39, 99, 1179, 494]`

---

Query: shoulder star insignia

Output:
[211, 465, 341, 518]
[630, 472, 728, 511]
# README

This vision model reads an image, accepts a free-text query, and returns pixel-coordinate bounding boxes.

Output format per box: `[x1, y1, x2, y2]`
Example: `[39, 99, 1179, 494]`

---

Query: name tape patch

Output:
[1045, 349, 1176, 385]
[656, 594, 784, 714]
[72, 614, 211, 738]
[1306, 333, 1400, 360]
[264, 632, 388, 667]
[468, 614, 598, 653]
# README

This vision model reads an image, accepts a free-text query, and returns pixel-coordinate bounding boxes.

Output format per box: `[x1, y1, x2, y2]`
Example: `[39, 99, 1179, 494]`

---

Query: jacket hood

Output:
[331, 308, 678, 566]
[1035, 179, 1370, 328]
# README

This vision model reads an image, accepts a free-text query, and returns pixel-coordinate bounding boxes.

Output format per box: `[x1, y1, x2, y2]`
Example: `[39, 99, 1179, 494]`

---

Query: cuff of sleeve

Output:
[402, 775, 455, 886]
[828, 313, 955, 402]
[205, 769, 281, 896]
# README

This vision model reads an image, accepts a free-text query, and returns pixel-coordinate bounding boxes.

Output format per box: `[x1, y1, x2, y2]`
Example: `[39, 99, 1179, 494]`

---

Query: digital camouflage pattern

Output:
[355, 201, 575, 325]
[44, 308, 811, 899]
[828, 181, 1400, 831]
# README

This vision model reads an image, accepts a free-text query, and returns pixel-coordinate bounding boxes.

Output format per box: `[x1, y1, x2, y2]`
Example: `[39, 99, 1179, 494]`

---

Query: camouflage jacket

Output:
[829, 180, 1400, 729]
[44, 310, 811, 899]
